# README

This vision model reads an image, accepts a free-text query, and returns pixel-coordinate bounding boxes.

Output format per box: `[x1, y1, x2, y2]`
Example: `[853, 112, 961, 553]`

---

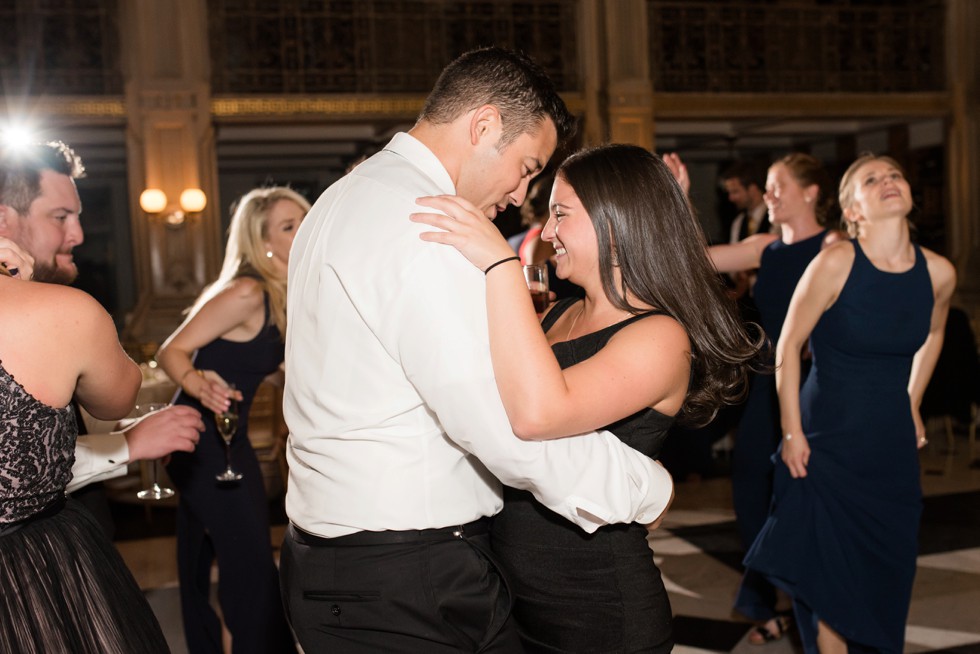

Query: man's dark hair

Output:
[418, 46, 576, 147]
[720, 159, 768, 193]
[0, 141, 85, 215]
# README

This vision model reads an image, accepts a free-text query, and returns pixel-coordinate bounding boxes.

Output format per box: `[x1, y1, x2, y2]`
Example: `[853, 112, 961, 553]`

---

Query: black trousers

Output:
[280, 524, 524, 653]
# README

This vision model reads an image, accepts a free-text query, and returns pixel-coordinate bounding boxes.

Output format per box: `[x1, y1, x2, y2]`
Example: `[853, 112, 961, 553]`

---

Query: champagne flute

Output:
[135, 403, 176, 500]
[215, 385, 243, 482]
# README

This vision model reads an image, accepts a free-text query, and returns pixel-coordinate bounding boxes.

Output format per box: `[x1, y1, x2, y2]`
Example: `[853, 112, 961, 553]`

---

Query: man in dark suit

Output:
[722, 160, 770, 243]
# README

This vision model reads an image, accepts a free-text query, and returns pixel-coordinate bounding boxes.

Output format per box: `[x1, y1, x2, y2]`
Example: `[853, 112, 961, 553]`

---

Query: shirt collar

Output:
[383, 132, 456, 195]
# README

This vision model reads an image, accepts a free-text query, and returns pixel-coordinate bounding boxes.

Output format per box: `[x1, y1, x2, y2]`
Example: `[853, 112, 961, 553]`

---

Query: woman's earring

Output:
[266, 250, 274, 259]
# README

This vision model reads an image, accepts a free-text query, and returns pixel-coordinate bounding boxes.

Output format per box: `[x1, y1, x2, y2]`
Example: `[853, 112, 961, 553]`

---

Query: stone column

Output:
[604, 0, 655, 149]
[118, 0, 223, 345]
[947, 0, 980, 321]
[576, 0, 608, 147]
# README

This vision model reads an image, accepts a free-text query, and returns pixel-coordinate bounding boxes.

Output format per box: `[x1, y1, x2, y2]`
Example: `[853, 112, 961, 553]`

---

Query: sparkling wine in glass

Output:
[136, 403, 176, 501]
[215, 386, 243, 482]
[523, 264, 550, 314]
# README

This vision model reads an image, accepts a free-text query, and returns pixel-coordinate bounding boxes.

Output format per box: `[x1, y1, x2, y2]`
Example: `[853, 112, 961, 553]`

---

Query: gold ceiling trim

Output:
[652, 93, 950, 119]
[211, 93, 586, 119]
[1, 97, 126, 119]
[211, 96, 425, 118]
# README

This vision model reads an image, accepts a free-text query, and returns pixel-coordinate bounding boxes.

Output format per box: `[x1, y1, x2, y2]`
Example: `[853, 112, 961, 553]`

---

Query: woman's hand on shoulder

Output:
[0, 237, 34, 280]
[821, 229, 848, 247]
[411, 195, 517, 272]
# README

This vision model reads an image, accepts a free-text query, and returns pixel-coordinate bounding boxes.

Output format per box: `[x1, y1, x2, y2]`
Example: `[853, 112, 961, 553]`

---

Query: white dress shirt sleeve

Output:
[383, 232, 673, 533]
[67, 432, 130, 494]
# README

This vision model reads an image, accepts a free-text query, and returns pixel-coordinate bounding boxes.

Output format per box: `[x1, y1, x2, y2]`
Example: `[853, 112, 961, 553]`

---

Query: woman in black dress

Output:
[413, 144, 761, 652]
[157, 186, 308, 654]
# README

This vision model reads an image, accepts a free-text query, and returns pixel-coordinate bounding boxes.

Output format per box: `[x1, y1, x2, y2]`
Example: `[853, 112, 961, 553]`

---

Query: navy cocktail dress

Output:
[745, 240, 933, 653]
[732, 230, 826, 621]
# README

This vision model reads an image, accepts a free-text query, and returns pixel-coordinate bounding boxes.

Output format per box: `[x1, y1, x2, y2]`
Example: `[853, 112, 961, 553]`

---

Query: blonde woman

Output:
[157, 186, 308, 654]
[745, 155, 955, 653]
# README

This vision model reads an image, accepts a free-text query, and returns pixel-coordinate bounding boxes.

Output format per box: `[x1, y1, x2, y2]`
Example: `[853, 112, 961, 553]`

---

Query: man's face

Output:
[456, 118, 558, 220]
[723, 178, 751, 210]
[0, 170, 84, 284]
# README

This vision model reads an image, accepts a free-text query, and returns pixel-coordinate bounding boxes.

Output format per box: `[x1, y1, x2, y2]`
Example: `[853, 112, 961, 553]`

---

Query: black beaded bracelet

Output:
[483, 255, 521, 275]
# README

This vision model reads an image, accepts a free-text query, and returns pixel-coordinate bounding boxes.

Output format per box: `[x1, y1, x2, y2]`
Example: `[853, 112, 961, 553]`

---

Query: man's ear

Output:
[468, 104, 502, 146]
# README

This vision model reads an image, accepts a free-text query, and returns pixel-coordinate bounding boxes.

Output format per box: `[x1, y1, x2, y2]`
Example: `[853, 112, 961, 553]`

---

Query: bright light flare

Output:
[0, 123, 38, 152]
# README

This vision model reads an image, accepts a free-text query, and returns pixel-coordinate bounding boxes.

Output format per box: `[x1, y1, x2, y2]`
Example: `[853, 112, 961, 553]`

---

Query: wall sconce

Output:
[139, 187, 207, 226]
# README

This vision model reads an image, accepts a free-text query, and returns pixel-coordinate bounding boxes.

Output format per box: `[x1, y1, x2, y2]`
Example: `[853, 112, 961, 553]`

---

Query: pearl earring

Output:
[266, 250, 274, 259]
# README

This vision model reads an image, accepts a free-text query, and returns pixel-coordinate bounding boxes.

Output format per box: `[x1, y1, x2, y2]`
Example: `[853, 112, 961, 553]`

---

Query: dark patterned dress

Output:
[492, 298, 675, 653]
[0, 362, 168, 653]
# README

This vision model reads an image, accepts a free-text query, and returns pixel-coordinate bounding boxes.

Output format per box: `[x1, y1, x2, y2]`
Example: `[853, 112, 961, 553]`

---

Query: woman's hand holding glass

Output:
[214, 385, 243, 482]
[523, 264, 550, 314]
[184, 368, 243, 414]
[411, 195, 517, 271]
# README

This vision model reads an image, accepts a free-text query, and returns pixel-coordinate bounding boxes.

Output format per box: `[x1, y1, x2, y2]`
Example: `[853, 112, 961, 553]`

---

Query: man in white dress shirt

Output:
[282, 47, 674, 652]
[0, 141, 203, 530]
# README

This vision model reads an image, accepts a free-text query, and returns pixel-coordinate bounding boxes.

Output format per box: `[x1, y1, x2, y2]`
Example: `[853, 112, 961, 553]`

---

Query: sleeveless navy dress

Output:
[167, 292, 294, 653]
[744, 241, 933, 653]
[491, 298, 675, 653]
[732, 230, 827, 620]
[0, 363, 168, 653]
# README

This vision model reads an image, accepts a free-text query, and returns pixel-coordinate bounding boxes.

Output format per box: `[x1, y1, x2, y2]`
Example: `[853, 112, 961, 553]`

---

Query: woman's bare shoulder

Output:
[920, 247, 957, 294]
[210, 276, 266, 310]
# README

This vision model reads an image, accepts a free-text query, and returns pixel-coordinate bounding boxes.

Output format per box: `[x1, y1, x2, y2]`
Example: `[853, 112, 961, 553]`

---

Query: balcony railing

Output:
[648, 0, 945, 93]
[208, 0, 580, 94]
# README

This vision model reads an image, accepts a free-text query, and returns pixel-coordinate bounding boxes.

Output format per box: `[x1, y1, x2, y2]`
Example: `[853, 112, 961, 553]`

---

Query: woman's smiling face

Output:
[542, 175, 599, 283]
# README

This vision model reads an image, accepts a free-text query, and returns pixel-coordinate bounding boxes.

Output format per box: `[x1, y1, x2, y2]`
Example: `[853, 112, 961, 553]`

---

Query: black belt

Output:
[289, 517, 490, 547]
[0, 495, 66, 537]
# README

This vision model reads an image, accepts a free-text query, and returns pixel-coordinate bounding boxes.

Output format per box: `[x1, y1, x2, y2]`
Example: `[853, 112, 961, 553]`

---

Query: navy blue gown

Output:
[167, 292, 293, 654]
[744, 241, 933, 653]
[732, 230, 826, 621]
[492, 298, 675, 653]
